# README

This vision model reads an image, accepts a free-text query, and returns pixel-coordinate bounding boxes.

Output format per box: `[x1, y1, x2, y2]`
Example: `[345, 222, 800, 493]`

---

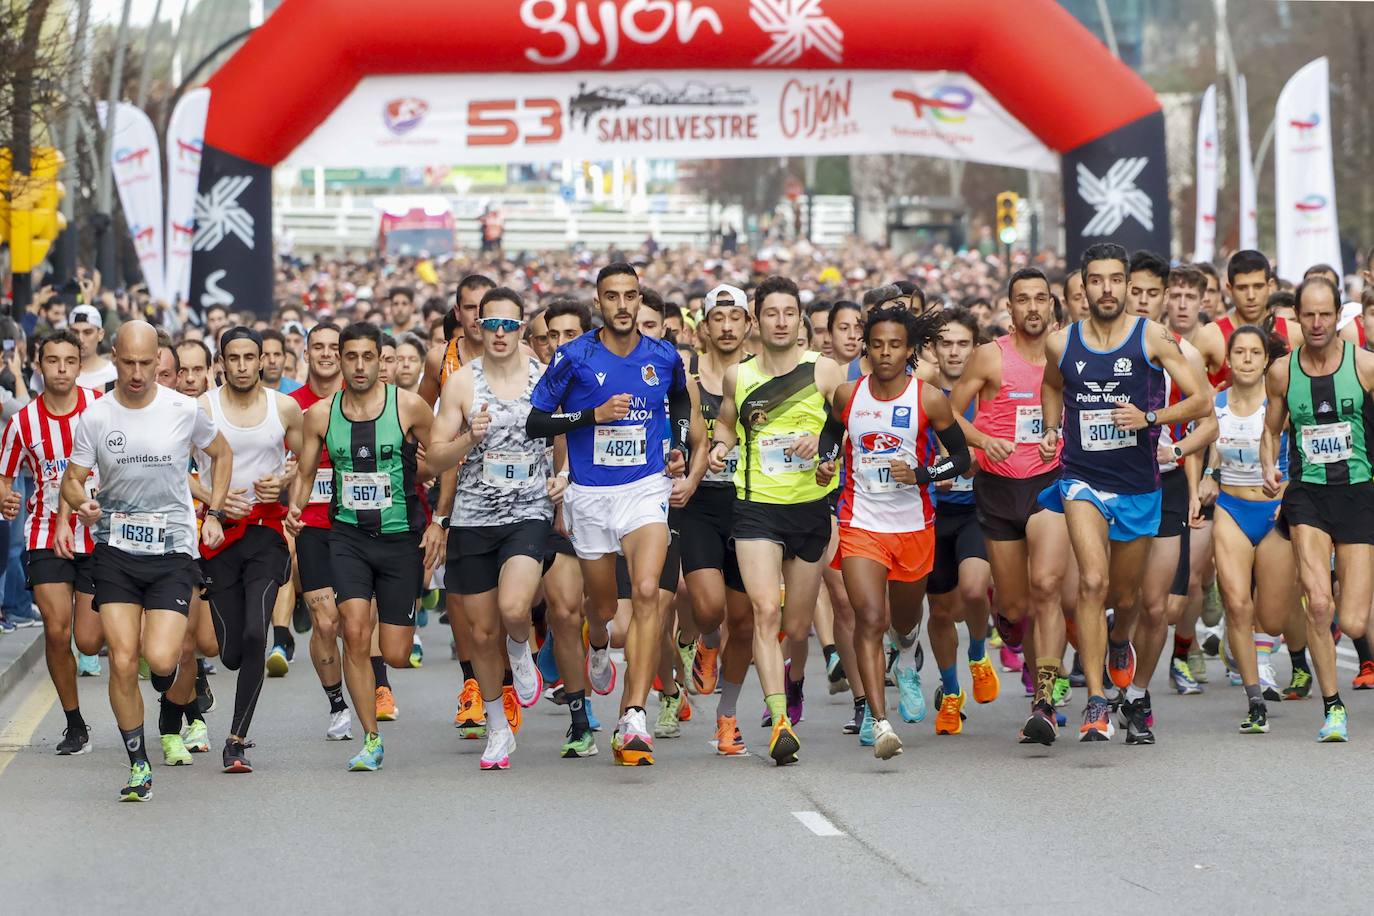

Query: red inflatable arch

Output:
[191, 0, 1170, 310]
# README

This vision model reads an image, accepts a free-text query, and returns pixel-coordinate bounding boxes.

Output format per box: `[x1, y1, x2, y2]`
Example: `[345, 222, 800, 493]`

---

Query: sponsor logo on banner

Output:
[1295, 193, 1328, 217]
[751, 0, 844, 66]
[113, 146, 154, 183]
[567, 78, 759, 144]
[520, 0, 724, 66]
[1288, 111, 1321, 150]
[1076, 158, 1153, 236]
[890, 86, 976, 145]
[384, 97, 429, 135]
[129, 223, 159, 266]
[779, 76, 856, 141]
[1294, 194, 1333, 237]
[193, 175, 255, 251]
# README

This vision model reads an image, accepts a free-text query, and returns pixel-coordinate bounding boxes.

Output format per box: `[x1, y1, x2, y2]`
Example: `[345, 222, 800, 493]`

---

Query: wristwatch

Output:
[1171, 444, 1184, 460]
[433, 515, 450, 530]
[208, 508, 227, 522]
[1202, 467, 1216, 478]
[1144, 410, 1159, 427]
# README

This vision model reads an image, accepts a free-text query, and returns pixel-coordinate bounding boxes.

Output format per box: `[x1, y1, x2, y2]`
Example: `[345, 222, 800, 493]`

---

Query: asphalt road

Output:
[1, 625, 1370, 914]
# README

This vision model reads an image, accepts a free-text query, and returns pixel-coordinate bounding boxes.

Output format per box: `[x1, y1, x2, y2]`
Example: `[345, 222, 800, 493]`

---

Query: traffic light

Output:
[2, 146, 66, 274]
[0, 149, 10, 241]
[996, 191, 1019, 246]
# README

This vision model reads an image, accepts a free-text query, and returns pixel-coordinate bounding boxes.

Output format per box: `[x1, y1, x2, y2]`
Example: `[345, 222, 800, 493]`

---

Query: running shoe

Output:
[1259, 663, 1283, 703]
[1079, 696, 1114, 742]
[266, 645, 290, 678]
[196, 673, 215, 714]
[56, 725, 91, 756]
[896, 665, 926, 723]
[586, 698, 601, 732]
[826, 650, 849, 695]
[998, 643, 1023, 673]
[1287, 667, 1314, 699]
[536, 634, 560, 684]
[935, 689, 966, 736]
[409, 636, 423, 669]
[969, 655, 1000, 704]
[222, 739, 253, 774]
[1170, 657, 1203, 695]
[375, 686, 398, 721]
[785, 664, 805, 724]
[858, 705, 876, 746]
[1068, 651, 1086, 688]
[872, 718, 903, 760]
[842, 703, 864, 735]
[502, 685, 523, 735]
[0, 617, 14, 634]
[1353, 660, 1374, 690]
[543, 683, 568, 706]
[119, 761, 153, 802]
[885, 644, 898, 686]
[655, 691, 683, 738]
[1201, 623, 1223, 657]
[586, 645, 618, 696]
[676, 683, 693, 721]
[1188, 645, 1209, 684]
[561, 726, 598, 758]
[1020, 662, 1034, 698]
[281, 631, 296, 662]
[1052, 676, 1072, 708]
[1318, 704, 1349, 743]
[508, 639, 543, 708]
[1202, 581, 1223, 627]
[714, 715, 747, 756]
[422, 588, 442, 611]
[676, 633, 696, 687]
[612, 708, 654, 766]
[138, 657, 150, 680]
[161, 733, 193, 766]
[347, 732, 384, 771]
[768, 717, 800, 766]
[1239, 701, 1270, 734]
[327, 709, 354, 741]
[76, 653, 101, 677]
[293, 596, 312, 633]
[1019, 702, 1058, 746]
[1107, 642, 1136, 690]
[1121, 696, 1155, 745]
[181, 719, 209, 753]
[480, 728, 516, 771]
[988, 627, 1004, 650]
[691, 640, 719, 695]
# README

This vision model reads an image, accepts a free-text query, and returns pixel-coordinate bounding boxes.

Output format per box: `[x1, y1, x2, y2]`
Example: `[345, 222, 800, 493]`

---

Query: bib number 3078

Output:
[110, 512, 167, 555]
[1079, 409, 1136, 451]
[340, 472, 392, 510]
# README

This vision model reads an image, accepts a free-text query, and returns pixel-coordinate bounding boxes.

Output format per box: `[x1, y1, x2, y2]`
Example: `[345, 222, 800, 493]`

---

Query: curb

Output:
[0, 629, 45, 706]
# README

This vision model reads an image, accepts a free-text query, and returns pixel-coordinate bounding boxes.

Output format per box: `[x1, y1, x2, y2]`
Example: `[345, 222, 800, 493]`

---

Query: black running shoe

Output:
[55, 725, 91, 756]
[1122, 697, 1156, 745]
[292, 597, 312, 634]
[222, 739, 254, 774]
[282, 630, 296, 663]
[196, 672, 216, 714]
[842, 702, 864, 735]
[1018, 701, 1057, 745]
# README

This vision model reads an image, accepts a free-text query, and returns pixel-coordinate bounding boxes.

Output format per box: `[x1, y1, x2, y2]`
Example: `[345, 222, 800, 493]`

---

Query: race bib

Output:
[948, 474, 974, 493]
[1078, 409, 1136, 452]
[340, 472, 392, 510]
[483, 449, 541, 488]
[110, 512, 167, 555]
[855, 453, 906, 493]
[759, 434, 816, 475]
[1014, 405, 1044, 444]
[594, 425, 647, 467]
[703, 446, 739, 484]
[1217, 435, 1259, 471]
[41, 476, 97, 514]
[308, 468, 333, 505]
[1301, 422, 1352, 464]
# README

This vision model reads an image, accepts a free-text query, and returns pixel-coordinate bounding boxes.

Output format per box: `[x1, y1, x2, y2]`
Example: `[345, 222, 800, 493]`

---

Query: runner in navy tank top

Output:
[1039, 243, 1213, 744]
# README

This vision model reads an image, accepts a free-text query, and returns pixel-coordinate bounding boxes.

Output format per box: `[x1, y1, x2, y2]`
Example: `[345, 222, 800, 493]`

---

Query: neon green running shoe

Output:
[161, 733, 193, 766]
[421, 588, 442, 611]
[1052, 676, 1072, 708]
[138, 657, 150, 681]
[561, 726, 598, 758]
[655, 691, 682, 738]
[348, 732, 384, 771]
[119, 761, 153, 802]
[676, 634, 697, 687]
[1318, 704, 1349, 743]
[181, 719, 209, 753]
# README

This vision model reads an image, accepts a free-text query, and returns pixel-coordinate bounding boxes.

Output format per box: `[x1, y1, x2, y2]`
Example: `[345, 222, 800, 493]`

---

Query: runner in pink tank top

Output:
[973, 334, 1061, 479]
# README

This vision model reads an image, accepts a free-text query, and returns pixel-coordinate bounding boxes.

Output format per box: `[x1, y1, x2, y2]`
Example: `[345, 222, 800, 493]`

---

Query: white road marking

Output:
[793, 810, 845, 836]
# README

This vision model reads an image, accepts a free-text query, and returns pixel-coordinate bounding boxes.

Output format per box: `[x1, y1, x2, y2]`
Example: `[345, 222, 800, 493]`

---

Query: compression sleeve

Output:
[526, 407, 596, 439]
[914, 420, 971, 486]
[818, 403, 847, 462]
[668, 384, 692, 464]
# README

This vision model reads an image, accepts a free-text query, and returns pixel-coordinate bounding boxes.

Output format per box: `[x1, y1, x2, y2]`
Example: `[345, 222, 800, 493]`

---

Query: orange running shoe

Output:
[935, 690, 966, 735]
[692, 641, 720, 695]
[1354, 660, 1374, 690]
[374, 686, 398, 721]
[502, 685, 523, 734]
[767, 717, 799, 766]
[714, 715, 747, 755]
[969, 656, 1000, 704]
[454, 678, 486, 738]
[677, 684, 693, 721]
[1107, 641, 1136, 690]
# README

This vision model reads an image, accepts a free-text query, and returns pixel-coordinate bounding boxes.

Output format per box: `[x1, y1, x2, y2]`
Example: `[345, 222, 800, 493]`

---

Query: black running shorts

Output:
[1156, 469, 1188, 538]
[26, 549, 95, 595]
[329, 524, 424, 626]
[732, 496, 831, 564]
[200, 526, 292, 598]
[295, 526, 333, 594]
[1277, 480, 1374, 545]
[927, 504, 987, 595]
[974, 468, 1058, 541]
[448, 518, 551, 595]
[680, 485, 744, 592]
[93, 545, 200, 614]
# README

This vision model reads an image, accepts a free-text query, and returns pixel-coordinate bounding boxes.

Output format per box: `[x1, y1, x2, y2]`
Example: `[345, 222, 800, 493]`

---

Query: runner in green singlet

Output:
[1262, 277, 1374, 743]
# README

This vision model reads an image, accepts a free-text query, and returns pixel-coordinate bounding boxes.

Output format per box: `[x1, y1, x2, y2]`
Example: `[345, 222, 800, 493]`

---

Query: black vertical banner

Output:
[1061, 110, 1171, 266]
[188, 145, 273, 316]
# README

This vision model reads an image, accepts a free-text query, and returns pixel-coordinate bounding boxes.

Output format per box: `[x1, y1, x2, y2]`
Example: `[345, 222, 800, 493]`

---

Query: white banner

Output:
[1236, 75, 1258, 252]
[285, 70, 1057, 173]
[166, 88, 210, 306]
[99, 101, 168, 302]
[1275, 57, 1340, 283]
[1193, 85, 1218, 263]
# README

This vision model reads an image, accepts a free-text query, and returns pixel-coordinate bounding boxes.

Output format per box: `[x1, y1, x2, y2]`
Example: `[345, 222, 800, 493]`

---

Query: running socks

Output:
[717, 680, 743, 720]
[1034, 658, 1059, 706]
[459, 658, 475, 682]
[764, 693, 786, 725]
[939, 665, 959, 696]
[1125, 684, 1147, 703]
[371, 655, 391, 690]
[1244, 683, 1263, 702]
[1323, 693, 1344, 715]
[567, 690, 590, 734]
[64, 707, 86, 731]
[323, 681, 348, 714]
[1290, 648, 1311, 673]
[273, 625, 290, 649]
[1173, 631, 1194, 662]
[483, 696, 508, 733]
[120, 725, 149, 766]
[967, 637, 986, 664]
[1255, 634, 1277, 656]
[158, 696, 184, 736]
[1354, 635, 1373, 666]
[897, 627, 921, 671]
[822, 644, 837, 666]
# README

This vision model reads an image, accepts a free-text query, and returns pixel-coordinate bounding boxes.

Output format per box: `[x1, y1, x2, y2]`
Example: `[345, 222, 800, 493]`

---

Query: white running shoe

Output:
[586, 645, 618, 696]
[1259, 663, 1283, 702]
[480, 726, 516, 770]
[507, 637, 543, 708]
[873, 718, 903, 760]
[327, 708, 354, 741]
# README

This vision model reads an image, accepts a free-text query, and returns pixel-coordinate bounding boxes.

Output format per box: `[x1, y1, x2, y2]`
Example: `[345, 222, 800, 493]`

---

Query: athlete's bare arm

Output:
[287, 401, 330, 521]
[1354, 345, 1374, 394]
[814, 355, 847, 405]
[418, 343, 446, 407]
[278, 392, 305, 458]
[1038, 329, 1068, 463]
[426, 365, 477, 475]
[1166, 341, 1219, 460]
[399, 387, 436, 453]
[1194, 321, 1226, 377]
[706, 364, 741, 472]
[1260, 358, 1292, 497]
[1137, 320, 1213, 427]
[949, 342, 1007, 456]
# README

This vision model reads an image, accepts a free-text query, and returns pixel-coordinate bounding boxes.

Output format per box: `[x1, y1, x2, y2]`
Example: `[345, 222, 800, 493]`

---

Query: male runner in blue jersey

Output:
[526, 262, 695, 766]
[1039, 242, 1212, 742]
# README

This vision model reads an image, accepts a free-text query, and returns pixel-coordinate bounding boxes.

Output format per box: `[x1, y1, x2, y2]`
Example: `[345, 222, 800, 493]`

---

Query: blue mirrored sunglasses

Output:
[479, 317, 523, 334]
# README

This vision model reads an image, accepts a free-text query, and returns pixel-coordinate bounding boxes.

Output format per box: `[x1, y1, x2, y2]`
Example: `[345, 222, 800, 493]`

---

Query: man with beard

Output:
[1038, 243, 1211, 742]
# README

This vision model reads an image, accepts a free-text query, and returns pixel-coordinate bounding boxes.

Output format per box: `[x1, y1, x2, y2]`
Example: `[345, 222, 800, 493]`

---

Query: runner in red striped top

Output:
[0, 329, 105, 756]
